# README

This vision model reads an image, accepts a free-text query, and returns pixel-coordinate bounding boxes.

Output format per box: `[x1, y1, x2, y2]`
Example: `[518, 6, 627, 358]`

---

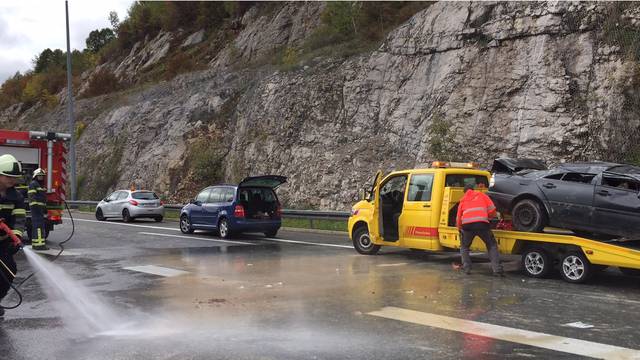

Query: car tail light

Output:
[160, 200, 165, 205]
[234, 204, 245, 218]
[129, 200, 139, 206]
[276, 203, 282, 218]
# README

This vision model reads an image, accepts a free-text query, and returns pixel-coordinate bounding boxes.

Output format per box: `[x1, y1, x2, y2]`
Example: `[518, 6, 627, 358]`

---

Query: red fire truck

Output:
[0, 130, 70, 240]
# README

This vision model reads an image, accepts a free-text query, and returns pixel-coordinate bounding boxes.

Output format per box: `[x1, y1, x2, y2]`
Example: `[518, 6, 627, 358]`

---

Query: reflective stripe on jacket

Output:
[456, 190, 497, 228]
[0, 187, 26, 241]
[28, 179, 47, 208]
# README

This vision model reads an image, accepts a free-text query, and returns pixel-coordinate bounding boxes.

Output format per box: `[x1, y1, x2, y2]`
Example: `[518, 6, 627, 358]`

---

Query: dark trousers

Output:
[31, 205, 46, 246]
[460, 222, 503, 273]
[0, 249, 16, 301]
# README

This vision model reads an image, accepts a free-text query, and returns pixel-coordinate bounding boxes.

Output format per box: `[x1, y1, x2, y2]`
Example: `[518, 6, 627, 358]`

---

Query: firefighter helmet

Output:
[33, 168, 46, 178]
[0, 154, 22, 178]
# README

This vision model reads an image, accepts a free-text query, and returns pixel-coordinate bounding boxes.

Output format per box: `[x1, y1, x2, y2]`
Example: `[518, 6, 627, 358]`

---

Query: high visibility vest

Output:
[456, 190, 497, 227]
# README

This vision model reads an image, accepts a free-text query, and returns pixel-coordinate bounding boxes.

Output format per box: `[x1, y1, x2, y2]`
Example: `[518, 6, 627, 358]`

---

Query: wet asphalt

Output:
[1, 212, 640, 360]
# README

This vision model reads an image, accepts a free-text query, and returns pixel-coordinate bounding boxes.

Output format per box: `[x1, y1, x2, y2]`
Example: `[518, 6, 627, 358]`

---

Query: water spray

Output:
[0, 199, 76, 310]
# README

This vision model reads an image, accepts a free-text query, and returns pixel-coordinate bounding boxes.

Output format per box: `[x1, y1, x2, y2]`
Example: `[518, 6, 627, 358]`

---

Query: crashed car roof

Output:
[492, 158, 547, 173]
[493, 158, 640, 179]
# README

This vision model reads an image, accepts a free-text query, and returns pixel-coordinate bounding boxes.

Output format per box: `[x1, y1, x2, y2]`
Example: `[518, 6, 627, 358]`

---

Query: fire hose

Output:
[0, 199, 75, 310]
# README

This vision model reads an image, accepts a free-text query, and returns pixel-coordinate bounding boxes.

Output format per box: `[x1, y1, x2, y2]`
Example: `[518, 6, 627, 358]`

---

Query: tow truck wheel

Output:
[512, 199, 546, 233]
[95, 208, 106, 221]
[353, 226, 380, 255]
[522, 247, 552, 278]
[560, 252, 592, 284]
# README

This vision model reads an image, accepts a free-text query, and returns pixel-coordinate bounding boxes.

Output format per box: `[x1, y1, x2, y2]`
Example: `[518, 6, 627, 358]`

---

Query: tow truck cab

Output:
[348, 162, 490, 253]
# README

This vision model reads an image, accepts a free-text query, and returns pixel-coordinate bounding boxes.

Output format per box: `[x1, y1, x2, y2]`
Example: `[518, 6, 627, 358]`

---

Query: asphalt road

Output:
[1, 212, 639, 360]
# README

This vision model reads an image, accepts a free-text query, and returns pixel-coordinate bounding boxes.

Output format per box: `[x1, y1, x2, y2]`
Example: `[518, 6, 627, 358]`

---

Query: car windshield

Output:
[132, 192, 158, 200]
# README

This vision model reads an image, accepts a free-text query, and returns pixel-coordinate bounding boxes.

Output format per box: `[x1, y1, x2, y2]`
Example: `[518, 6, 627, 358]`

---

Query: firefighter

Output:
[0, 154, 26, 316]
[456, 183, 504, 276]
[29, 168, 48, 251]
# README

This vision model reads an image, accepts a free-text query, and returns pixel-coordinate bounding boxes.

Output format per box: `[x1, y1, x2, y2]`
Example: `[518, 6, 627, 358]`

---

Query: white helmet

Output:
[0, 154, 22, 178]
[33, 168, 46, 179]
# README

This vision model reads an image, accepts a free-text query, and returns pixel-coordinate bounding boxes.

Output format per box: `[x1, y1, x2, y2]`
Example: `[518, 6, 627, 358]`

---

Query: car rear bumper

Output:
[129, 206, 165, 218]
[487, 191, 514, 213]
[230, 218, 281, 233]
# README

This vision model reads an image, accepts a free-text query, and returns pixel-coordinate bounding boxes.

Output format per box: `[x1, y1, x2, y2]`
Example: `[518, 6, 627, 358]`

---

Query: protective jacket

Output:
[456, 190, 497, 228]
[28, 179, 47, 209]
[0, 187, 25, 249]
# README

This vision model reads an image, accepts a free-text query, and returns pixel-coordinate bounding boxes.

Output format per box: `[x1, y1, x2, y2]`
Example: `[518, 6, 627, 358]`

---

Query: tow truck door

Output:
[399, 173, 437, 249]
[370, 171, 382, 241]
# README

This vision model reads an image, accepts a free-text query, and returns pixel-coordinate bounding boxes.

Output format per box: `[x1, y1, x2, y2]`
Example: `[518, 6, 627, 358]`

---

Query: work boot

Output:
[32, 245, 49, 251]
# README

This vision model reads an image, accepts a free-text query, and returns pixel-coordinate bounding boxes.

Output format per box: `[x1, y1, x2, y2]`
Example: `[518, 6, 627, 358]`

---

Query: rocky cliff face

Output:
[3, 2, 640, 209]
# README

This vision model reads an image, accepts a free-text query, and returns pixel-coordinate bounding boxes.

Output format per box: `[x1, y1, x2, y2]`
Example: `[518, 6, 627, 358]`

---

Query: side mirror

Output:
[103, 198, 110, 202]
[194, 200, 202, 206]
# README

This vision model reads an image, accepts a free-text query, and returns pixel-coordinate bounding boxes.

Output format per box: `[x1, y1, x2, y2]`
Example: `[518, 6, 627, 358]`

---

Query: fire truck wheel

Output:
[122, 209, 133, 223]
[95, 208, 106, 221]
[353, 226, 380, 255]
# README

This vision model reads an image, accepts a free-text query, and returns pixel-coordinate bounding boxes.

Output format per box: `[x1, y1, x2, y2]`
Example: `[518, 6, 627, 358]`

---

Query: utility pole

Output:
[65, 0, 77, 200]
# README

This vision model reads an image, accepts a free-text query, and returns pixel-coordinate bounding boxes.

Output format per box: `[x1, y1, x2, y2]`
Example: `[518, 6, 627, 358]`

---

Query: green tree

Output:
[86, 28, 116, 53]
[33, 48, 65, 73]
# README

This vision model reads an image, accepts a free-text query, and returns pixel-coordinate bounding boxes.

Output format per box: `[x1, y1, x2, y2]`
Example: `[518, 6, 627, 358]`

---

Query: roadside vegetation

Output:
[74, 206, 346, 232]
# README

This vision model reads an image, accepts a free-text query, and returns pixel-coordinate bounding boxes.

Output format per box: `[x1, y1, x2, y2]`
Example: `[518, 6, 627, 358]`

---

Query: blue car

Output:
[179, 175, 287, 238]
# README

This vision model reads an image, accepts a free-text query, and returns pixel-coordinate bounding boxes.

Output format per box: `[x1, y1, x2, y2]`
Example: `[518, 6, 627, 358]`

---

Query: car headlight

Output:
[350, 208, 359, 216]
[489, 174, 495, 188]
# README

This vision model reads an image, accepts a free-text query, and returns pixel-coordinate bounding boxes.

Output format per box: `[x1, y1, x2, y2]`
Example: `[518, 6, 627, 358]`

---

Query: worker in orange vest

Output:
[456, 183, 503, 276]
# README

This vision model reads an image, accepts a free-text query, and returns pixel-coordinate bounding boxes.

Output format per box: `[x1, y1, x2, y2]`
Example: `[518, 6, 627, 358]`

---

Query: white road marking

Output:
[65, 217, 180, 232]
[69, 217, 353, 249]
[124, 265, 189, 277]
[368, 307, 640, 360]
[26, 246, 80, 256]
[263, 237, 352, 249]
[377, 262, 408, 267]
[139, 232, 253, 245]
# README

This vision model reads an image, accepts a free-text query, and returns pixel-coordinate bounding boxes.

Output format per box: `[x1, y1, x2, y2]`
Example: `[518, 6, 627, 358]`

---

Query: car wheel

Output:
[522, 247, 553, 278]
[218, 218, 232, 239]
[264, 229, 278, 238]
[619, 267, 640, 277]
[95, 208, 106, 221]
[353, 226, 381, 255]
[122, 209, 133, 223]
[560, 252, 592, 284]
[154, 216, 163, 223]
[180, 215, 193, 234]
[512, 199, 546, 232]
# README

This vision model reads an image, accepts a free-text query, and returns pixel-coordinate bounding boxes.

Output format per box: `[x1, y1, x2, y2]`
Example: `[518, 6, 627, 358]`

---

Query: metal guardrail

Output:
[65, 201, 350, 220]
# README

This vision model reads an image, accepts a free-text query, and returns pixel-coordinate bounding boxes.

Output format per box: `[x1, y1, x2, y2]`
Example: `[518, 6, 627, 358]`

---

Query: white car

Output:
[96, 190, 164, 222]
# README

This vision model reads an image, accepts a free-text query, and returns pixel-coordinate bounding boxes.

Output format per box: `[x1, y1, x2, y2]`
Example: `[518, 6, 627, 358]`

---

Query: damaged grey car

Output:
[488, 158, 640, 240]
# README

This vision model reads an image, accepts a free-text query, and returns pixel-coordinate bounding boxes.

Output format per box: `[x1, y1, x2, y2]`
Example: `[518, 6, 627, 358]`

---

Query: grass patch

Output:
[282, 217, 347, 232]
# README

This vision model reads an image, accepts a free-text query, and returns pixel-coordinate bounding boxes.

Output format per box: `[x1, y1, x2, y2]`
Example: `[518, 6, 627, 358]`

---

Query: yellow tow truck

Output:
[348, 162, 640, 283]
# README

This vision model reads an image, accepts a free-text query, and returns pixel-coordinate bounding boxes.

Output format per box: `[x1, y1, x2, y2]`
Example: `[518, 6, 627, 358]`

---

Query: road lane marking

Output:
[368, 307, 640, 360]
[65, 218, 180, 232]
[66, 218, 352, 249]
[263, 237, 352, 249]
[377, 262, 408, 267]
[139, 232, 253, 245]
[26, 246, 80, 256]
[124, 265, 189, 277]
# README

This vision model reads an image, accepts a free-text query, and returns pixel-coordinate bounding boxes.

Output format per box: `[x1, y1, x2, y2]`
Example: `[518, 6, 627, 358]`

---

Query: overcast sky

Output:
[0, 0, 132, 83]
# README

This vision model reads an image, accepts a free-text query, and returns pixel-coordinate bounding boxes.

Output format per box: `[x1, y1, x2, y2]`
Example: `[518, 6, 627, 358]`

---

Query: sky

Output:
[0, 0, 132, 83]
